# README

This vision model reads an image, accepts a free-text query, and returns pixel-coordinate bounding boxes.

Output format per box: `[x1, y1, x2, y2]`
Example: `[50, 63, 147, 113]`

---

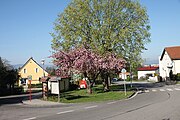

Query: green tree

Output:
[0, 57, 7, 87]
[51, 0, 150, 55]
[0, 57, 20, 94]
[4, 69, 19, 93]
[46, 66, 56, 76]
[51, 0, 151, 90]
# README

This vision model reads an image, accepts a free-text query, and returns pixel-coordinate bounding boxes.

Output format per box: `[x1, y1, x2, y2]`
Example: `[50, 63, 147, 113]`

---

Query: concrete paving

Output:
[22, 98, 66, 107]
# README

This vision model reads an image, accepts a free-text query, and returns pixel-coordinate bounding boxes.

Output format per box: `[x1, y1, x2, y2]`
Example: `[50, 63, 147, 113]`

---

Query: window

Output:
[35, 68, 38, 73]
[24, 69, 27, 73]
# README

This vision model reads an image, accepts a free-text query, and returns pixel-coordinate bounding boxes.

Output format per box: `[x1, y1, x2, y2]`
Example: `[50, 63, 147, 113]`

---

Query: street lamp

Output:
[129, 61, 133, 88]
[41, 59, 45, 77]
[124, 57, 133, 88]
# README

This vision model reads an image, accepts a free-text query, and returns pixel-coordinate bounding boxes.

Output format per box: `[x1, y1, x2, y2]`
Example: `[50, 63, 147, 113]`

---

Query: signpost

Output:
[50, 77, 61, 102]
[121, 68, 127, 96]
[57, 77, 61, 103]
[28, 75, 32, 102]
[41, 77, 49, 100]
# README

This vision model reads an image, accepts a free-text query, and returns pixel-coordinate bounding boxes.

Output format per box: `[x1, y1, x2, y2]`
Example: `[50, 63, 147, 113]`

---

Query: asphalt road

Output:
[0, 92, 42, 105]
[1, 83, 180, 120]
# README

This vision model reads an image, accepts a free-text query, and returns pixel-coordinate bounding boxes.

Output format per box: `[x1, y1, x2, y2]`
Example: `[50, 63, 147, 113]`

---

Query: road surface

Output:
[1, 83, 180, 120]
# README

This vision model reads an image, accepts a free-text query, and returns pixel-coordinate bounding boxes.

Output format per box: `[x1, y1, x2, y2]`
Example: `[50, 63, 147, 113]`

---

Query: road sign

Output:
[27, 75, 32, 80]
[27, 75, 32, 102]
[56, 69, 61, 76]
[121, 68, 126, 73]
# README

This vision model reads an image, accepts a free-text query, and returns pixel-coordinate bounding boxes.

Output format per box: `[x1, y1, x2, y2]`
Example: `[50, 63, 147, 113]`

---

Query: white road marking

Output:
[160, 89, 165, 91]
[167, 88, 173, 91]
[107, 101, 116, 104]
[152, 89, 157, 92]
[84, 105, 98, 109]
[23, 117, 37, 120]
[175, 88, 180, 91]
[57, 110, 75, 115]
[145, 90, 149, 93]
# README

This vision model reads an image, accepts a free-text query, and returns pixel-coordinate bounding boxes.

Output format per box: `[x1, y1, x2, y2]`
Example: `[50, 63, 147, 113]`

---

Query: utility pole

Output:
[41, 59, 45, 77]
[121, 68, 127, 96]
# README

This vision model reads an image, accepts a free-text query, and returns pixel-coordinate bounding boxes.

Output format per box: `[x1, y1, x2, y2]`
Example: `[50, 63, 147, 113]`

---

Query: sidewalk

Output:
[22, 98, 66, 107]
[0, 91, 69, 107]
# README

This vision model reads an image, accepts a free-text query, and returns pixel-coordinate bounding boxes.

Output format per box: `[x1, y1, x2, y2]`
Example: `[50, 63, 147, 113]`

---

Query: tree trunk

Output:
[102, 72, 110, 92]
[12, 83, 14, 94]
[104, 78, 109, 92]
[86, 79, 93, 94]
[83, 72, 93, 94]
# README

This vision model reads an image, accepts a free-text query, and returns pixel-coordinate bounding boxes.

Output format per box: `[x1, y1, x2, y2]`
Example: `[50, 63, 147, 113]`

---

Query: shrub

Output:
[139, 76, 148, 81]
[29, 83, 42, 88]
[95, 79, 103, 85]
[0, 86, 24, 96]
[132, 75, 138, 81]
[13, 86, 24, 94]
[177, 73, 180, 81]
[69, 83, 79, 90]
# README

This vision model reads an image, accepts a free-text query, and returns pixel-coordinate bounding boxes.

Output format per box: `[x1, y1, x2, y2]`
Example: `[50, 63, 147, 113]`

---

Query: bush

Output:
[126, 76, 131, 81]
[138, 76, 147, 81]
[177, 73, 180, 81]
[132, 76, 138, 81]
[13, 86, 24, 94]
[169, 73, 180, 81]
[0, 86, 24, 96]
[95, 79, 103, 84]
[29, 83, 42, 88]
[172, 74, 177, 81]
[69, 83, 79, 90]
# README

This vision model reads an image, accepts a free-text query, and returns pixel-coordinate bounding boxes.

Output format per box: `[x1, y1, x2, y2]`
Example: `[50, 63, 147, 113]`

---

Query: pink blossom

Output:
[51, 47, 125, 77]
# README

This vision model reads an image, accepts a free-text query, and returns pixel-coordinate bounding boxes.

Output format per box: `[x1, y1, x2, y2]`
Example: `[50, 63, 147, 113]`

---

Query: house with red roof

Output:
[137, 66, 159, 80]
[159, 46, 180, 80]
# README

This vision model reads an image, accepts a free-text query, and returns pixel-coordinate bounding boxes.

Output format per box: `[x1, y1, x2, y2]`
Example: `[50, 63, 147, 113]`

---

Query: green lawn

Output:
[47, 84, 135, 103]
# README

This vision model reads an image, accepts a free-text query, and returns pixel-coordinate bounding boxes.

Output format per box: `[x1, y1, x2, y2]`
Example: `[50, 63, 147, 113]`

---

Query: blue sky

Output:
[140, 0, 180, 64]
[0, 0, 180, 65]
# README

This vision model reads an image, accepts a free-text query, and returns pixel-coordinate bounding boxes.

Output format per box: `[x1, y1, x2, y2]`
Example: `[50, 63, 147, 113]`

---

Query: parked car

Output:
[111, 78, 118, 82]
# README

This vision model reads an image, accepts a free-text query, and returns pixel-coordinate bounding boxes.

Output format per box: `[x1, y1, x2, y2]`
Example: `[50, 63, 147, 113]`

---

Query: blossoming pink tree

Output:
[51, 47, 125, 93]
[98, 53, 126, 91]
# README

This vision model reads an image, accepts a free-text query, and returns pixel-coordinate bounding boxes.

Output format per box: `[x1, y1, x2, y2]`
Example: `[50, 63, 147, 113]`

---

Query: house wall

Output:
[19, 59, 48, 85]
[138, 70, 157, 79]
[159, 51, 172, 79]
[173, 60, 180, 74]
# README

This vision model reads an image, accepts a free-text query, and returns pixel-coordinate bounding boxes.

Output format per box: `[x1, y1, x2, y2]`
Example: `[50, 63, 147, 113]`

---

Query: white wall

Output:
[159, 51, 172, 79]
[138, 70, 156, 79]
[173, 60, 180, 74]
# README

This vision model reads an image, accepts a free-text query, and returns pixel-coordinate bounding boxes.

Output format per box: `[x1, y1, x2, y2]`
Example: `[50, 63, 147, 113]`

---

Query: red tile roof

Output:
[165, 46, 180, 60]
[137, 66, 159, 71]
[160, 46, 180, 60]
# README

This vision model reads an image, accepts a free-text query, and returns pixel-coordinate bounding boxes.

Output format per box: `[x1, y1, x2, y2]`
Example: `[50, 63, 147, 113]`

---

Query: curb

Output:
[127, 91, 139, 100]
[21, 99, 69, 108]
[21, 102, 70, 108]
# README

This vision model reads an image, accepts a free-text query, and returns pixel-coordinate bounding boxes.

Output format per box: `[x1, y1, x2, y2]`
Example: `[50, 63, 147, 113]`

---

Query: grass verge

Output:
[47, 84, 135, 103]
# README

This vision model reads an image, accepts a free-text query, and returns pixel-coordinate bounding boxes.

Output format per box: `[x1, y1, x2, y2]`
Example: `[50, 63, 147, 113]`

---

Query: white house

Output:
[137, 66, 159, 80]
[159, 46, 180, 80]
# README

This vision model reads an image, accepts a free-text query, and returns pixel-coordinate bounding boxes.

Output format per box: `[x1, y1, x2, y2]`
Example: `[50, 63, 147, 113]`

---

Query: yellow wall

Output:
[19, 58, 48, 85]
